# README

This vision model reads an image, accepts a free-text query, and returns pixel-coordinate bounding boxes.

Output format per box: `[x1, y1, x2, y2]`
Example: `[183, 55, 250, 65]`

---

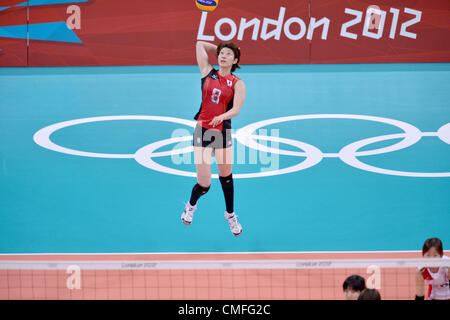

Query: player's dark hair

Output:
[422, 237, 444, 256]
[216, 42, 241, 73]
[358, 288, 381, 300]
[343, 275, 366, 292]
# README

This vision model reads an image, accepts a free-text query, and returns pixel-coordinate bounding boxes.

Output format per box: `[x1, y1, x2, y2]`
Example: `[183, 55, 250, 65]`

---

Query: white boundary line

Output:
[0, 250, 427, 256]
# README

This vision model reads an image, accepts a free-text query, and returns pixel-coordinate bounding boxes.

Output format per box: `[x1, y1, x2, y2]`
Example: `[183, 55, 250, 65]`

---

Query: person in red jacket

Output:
[181, 41, 246, 237]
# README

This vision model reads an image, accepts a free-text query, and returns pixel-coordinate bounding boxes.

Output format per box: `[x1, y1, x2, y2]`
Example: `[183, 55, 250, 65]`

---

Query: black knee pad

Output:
[195, 183, 211, 195]
[219, 174, 233, 189]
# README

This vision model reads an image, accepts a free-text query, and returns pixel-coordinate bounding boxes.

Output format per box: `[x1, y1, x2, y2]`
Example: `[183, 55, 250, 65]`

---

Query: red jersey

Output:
[194, 68, 240, 132]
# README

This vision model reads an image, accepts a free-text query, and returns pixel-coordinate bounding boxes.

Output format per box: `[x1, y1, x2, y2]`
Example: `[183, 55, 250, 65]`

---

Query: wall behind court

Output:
[0, 0, 449, 67]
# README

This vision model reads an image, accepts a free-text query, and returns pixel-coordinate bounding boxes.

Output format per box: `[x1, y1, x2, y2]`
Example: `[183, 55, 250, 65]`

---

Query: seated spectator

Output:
[343, 275, 366, 300]
[358, 288, 381, 300]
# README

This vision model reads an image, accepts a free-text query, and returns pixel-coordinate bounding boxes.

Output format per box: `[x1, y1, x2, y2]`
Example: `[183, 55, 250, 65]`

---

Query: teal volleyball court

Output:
[0, 63, 449, 254]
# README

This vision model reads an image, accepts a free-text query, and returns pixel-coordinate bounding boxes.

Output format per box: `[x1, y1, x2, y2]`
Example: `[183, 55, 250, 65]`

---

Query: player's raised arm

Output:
[196, 41, 216, 78]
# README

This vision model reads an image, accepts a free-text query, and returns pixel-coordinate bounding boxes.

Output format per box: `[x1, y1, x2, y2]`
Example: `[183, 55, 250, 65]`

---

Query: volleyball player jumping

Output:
[181, 41, 246, 236]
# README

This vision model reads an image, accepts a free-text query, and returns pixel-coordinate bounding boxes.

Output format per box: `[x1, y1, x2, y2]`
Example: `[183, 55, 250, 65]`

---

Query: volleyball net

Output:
[1, 257, 449, 300]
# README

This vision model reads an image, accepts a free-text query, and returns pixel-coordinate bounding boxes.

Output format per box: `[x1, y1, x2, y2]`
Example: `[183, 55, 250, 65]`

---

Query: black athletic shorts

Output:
[193, 123, 232, 149]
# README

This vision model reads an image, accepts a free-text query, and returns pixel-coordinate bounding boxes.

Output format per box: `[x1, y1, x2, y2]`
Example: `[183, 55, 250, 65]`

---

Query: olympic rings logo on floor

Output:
[33, 114, 450, 178]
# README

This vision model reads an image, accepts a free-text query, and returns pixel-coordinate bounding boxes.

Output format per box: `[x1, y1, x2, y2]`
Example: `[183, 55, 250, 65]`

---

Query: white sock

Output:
[187, 201, 196, 209]
[226, 211, 235, 218]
